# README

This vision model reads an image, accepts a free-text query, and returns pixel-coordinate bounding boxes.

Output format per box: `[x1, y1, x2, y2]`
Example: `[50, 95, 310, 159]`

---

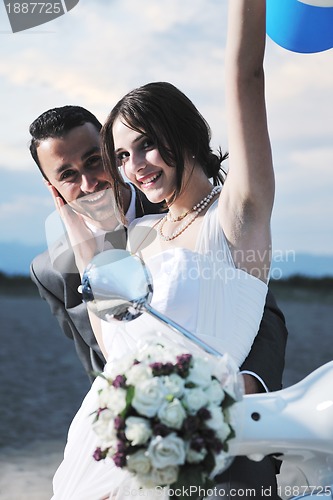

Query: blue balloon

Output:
[266, 0, 333, 53]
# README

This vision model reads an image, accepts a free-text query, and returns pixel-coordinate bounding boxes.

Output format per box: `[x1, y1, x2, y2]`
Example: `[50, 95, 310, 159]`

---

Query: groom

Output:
[29, 105, 287, 395]
[29, 105, 164, 379]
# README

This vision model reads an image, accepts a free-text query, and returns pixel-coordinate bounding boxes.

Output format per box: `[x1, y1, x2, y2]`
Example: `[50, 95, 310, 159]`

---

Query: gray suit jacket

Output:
[31, 189, 287, 388]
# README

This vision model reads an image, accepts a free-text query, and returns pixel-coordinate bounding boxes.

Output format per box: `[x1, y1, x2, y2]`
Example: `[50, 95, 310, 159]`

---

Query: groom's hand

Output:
[242, 373, 264, 394]
[45, 180, 97, 276]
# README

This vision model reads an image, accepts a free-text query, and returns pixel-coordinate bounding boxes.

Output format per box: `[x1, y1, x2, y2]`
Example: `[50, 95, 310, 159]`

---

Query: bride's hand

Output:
[46, 181, 97, 276]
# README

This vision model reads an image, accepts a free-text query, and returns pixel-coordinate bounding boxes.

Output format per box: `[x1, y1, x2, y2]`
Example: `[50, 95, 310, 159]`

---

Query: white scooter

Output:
[81, 249, 333, 500]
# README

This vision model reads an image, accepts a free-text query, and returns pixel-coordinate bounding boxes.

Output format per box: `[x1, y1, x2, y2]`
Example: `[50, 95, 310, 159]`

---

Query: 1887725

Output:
[278, 485, 332, 499]
[5, 3, 62, 14]
[4, 1, 79, 33]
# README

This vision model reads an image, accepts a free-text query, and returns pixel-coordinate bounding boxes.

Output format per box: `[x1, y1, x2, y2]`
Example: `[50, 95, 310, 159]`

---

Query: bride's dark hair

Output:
[101, 82, 228, 220]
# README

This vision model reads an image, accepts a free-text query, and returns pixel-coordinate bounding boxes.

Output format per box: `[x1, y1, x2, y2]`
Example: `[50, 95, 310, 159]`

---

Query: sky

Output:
[0, 0, 332, 259]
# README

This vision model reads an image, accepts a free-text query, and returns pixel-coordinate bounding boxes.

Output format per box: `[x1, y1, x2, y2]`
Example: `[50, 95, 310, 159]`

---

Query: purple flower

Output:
[149, 362, 163, 374]
[150, 362, 174, 376]
[200, 428, 224, 452]
[113, 451, 127, 468]
[197, 407, 211, 421]
[175, 353, 192, 377]
[117, 440, 127, 453]
[112, 375, 126, 388]
[201, 428, 216, 441]
[114, 416, 125, 431]
[116, 430, 127, 442]
[93, 447, 107, 462]
[153, 423, 173, 437]
[210, 438, 224, 453]
[190, 436, 206, 452]
[182, 415, 200, 434]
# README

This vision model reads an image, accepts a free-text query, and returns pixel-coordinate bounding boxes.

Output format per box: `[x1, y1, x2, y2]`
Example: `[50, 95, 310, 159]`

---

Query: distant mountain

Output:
[0, 241, 332, 278]
[271, 252, 333, 279]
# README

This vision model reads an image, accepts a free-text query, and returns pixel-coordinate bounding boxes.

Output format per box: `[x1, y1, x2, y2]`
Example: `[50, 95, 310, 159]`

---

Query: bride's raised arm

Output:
[219, 0, 274, 282]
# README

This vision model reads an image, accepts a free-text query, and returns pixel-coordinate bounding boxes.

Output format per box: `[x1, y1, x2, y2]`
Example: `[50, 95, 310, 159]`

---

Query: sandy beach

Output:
[0, 290, 332, 499]
[0, 297, 89, 500]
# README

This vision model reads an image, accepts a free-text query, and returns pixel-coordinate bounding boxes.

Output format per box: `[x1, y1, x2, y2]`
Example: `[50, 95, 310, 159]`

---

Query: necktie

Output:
[104, 227, 127, 250]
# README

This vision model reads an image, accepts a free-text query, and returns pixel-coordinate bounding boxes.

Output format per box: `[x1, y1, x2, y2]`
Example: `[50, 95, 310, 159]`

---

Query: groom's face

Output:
[36, 122, 117, 223]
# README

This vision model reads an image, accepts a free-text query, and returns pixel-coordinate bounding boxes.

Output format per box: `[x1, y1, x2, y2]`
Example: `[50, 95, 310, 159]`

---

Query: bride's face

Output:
[112, 117, 177, 204]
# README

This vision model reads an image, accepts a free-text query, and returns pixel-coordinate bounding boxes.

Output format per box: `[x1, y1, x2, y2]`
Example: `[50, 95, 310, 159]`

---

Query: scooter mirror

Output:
[81, 249, 152, 322]
[81, 249, 222, 357]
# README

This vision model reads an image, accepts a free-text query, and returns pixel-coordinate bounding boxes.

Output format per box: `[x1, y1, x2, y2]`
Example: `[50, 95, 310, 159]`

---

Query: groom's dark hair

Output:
[29, 105, 102, 178]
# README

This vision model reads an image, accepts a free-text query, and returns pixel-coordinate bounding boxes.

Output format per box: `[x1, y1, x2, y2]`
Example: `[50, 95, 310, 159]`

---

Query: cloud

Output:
[272, 144, 333, 254]
[274, 146, 332, 218]
[0, 195, 51, 216]
[0, 0, 332, 255]
[0, 0, 227, 171]
[291, 147, 333, 173]
[265, 43, 333, 144]
[0, 142, 29, 172]
[0, 0, 224, 94]
[0, 195, 52, 245]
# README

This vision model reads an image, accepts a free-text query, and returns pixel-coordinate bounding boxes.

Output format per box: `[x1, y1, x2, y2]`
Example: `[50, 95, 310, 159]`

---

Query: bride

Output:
[51, 1, 278, 498]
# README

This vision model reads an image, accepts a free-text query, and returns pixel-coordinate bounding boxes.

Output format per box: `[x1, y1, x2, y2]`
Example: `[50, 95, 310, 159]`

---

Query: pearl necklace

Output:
[167, 209, 191, 222]
[158, 185, 221, 241]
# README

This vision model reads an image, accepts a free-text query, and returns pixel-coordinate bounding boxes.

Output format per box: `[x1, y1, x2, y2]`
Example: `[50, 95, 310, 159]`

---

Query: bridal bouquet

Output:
[92, 337, 241, 494]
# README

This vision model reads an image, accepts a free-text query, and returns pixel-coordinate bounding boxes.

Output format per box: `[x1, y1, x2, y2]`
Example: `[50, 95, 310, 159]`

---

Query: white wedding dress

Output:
[52, 200, 268, 499]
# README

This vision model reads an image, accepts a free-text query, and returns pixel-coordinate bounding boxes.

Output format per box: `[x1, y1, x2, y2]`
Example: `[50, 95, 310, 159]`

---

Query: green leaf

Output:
[170, 464, 209, 499]
[120, 385, 135, 418]
[184, 382, 196, 389]
[91, 371, 111, 383]
[222, 391, 236, 409]
[126, 385, 135, 405]
[202, 449, 216, 474]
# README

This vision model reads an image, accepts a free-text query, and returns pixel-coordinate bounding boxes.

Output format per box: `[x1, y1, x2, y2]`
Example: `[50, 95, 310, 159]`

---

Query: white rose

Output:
[92, 409, 117, 448]
[186, 441, 207, 464]
[136, 335, 184, 364]
[125, 363, 152, 386]
[132, 377, 166, 417]
[151, 465, 179, 486]
[136, 342, 171, 364]
[162, 373, 185, 398]
[96, 375, 121, 408]
[157, 399, 186, 430]
[125, 416, 152, 446]
[147, 433, 186, 469]
[210, 450, 232, 478]
[105, 353, 135, 379]
[205, 379, 225, 405]
[97, 384, 114, 409]
[127, 449, 152, 475]
[182, 387, 208, 414]
[105, 386, 127, 415]
[206, 406, 231, 441]
[187, 357, 212, 388]
[136, 331, 165, 352]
